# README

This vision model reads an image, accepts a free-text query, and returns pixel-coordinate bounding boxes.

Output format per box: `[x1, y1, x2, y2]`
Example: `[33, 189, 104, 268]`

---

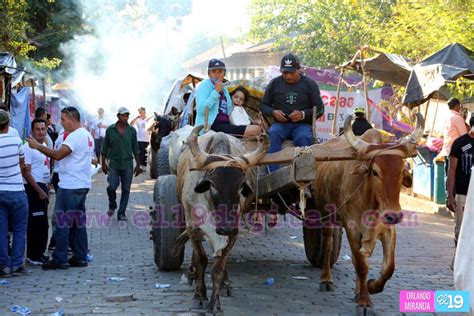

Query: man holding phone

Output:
[261, 53, 324, 172]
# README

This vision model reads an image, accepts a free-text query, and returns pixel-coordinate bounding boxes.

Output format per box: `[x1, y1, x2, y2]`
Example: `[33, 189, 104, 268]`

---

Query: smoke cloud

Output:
[60, 0, 251, 120]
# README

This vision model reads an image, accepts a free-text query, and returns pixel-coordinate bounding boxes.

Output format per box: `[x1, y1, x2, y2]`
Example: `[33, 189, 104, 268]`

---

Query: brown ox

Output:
[176, 126, 269, 312]
[312, 113, 423, 315]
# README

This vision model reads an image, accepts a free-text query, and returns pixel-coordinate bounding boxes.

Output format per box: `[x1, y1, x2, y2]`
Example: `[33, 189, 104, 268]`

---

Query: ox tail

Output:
[172, 231, 189, 257]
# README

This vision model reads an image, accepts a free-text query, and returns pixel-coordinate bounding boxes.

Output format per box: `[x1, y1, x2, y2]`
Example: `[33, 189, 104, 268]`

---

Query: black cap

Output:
[208, 59, 226, 71]
[280, 53, 300, 73]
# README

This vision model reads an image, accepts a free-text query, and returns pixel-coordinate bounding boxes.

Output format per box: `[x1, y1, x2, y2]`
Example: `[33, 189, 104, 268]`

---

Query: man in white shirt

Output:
[0, 109, 29, 277]
[28, 106, 94, 270]
[92, 108, 110, 161]
[130, 107, 152, 167]
[23, 118, 50, 264]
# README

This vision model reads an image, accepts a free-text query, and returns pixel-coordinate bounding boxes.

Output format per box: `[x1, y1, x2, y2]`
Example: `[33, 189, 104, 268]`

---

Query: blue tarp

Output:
[10, 87, 31, 139]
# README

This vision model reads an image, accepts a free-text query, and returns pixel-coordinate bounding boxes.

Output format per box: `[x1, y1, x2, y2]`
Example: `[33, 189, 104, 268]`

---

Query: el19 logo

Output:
[435, 290, 470, 312]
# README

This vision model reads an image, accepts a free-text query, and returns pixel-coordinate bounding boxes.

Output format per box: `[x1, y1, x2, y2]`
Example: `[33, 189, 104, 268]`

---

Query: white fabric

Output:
[93, 116, 112, 139]
[23, 143, 50, 184]
[7, 126, 20, 138]
[229, 106, 251, 126]
[134, 117, 150, 142]
[52, 132, 65, 173]
[454, 166, 474, 315]
[0, 134, 24, 191]
[58, 127, 94, 189]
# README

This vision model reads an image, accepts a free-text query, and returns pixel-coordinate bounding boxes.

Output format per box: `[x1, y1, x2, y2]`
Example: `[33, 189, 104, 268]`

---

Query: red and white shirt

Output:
[59, 127, 94, 189]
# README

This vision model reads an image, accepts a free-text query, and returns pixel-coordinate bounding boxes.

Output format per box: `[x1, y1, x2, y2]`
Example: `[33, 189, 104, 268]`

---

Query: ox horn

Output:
[241, 133, 270, 168]
[343, 115, 369, 152]
[403, 112, 425, 144]
[187, 125, 209, 168]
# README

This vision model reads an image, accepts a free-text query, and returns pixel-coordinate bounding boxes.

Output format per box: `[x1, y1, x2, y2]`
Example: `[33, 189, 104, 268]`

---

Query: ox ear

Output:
[351, 164, 370, 175]
[241, 182, 252, 197]
[402, 168, 413, 188]
[194, 179, 211, 193]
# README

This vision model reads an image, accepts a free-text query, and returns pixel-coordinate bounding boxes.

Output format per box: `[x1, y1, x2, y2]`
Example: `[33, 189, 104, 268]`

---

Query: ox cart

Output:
[151, 136, 354, 270]
[150, 80, 352, 271]
[149, 57, 425, 313]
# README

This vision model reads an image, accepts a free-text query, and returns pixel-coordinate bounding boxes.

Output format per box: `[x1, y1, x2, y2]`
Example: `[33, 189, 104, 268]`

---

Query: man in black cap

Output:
[261, 53, 324, 171]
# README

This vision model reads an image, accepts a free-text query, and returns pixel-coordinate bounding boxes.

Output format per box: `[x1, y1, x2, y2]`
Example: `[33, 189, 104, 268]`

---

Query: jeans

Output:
[267, 122, 313, 172]
[52, 188, 89, 264]
[107, 167, 133, 216]
[0, 191, 28, 269]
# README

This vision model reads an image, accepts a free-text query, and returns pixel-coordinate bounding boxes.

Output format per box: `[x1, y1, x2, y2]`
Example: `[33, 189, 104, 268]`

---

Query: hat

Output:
[117, 107, 130, 115]
[208, 59, 226, 71]
[0, 109, 9, 125]
[280, 53, 300, 72]
[354, 107, 366, 115]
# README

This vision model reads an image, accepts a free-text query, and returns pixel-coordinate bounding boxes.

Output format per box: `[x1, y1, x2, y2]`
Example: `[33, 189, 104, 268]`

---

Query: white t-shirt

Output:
[134, 117, 150, 142]
[24, 143, 50, 184]
[59, 127, 94, 189]
[94, 116, 112, 139]
[52, 132, 66, 173]
[0, 134, 25, 191]
[7, 126, 20, 138]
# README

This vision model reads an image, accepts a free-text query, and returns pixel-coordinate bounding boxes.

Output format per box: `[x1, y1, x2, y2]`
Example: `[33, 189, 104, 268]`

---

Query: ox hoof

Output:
[206, 302, 222, 314]
[319, 281, 334, 292]
[356, 305, 375, 316]
[220, 286, 233, 297]
[367, 278, 383, 294]
[192, 298, 208, 310]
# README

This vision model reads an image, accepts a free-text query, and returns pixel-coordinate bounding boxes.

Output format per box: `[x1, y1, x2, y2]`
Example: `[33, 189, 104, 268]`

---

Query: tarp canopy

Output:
[341, 52, 413, 87]
[0, 52, 26, 87]
[403, 43, 474, 108]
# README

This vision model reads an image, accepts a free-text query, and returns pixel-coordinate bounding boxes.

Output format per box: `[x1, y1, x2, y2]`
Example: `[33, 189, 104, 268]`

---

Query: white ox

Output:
[175, 126, 269, 312]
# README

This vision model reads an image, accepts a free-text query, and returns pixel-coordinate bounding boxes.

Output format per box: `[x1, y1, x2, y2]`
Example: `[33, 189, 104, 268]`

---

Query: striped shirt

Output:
[0, 134, 25, 191]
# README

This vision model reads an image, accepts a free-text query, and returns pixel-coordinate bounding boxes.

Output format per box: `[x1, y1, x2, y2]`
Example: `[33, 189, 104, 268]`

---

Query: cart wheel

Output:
[303, 214, 342, 268]
[149, 149, 157, 179]
[157, 146, 170, 177]
[152, 175, 184, 271]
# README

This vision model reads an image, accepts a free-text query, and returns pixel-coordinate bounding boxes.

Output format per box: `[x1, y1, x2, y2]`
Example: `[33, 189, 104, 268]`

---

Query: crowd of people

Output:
[0, 102, 152, 276]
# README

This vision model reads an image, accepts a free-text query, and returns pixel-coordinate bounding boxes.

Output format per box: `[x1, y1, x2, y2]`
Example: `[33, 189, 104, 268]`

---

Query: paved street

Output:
[0, 171, 456, 315]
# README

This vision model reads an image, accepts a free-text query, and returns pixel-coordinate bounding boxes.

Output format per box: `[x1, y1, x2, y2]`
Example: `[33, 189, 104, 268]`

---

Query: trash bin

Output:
[434, 161, 446, 204]
[412, 147, 436, 200]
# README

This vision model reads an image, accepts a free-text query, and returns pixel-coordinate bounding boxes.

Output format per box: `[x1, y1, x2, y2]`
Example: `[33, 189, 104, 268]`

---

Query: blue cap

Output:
[208, 59, 226, 71]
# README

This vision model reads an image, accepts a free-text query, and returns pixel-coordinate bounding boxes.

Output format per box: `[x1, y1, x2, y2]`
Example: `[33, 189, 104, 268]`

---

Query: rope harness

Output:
[257, 142, 410, 223]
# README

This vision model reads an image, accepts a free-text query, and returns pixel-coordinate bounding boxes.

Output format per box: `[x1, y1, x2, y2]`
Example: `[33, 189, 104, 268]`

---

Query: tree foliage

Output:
[248, 0, 392, 67]
[26, 0, 86, 67]
[372, 0, 474, 62]
[249, 0, 474, 67]
[0, 0, 36, 58]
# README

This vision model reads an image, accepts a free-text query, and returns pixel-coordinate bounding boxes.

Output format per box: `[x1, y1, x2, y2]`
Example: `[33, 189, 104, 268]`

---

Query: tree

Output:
[26, 0, 86, 69]
[248, 0, 392, 67]
[248, 0, 473, 67]
[0, 0, 36, 58]
[373, 0, 474, 62]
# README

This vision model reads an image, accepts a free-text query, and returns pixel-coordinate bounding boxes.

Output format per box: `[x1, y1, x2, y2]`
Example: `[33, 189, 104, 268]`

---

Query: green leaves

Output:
[248, 0, 473, 67]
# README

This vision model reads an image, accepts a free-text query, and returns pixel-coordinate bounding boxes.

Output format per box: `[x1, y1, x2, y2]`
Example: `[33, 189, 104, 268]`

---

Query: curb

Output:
[400, 192, 453, 218]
